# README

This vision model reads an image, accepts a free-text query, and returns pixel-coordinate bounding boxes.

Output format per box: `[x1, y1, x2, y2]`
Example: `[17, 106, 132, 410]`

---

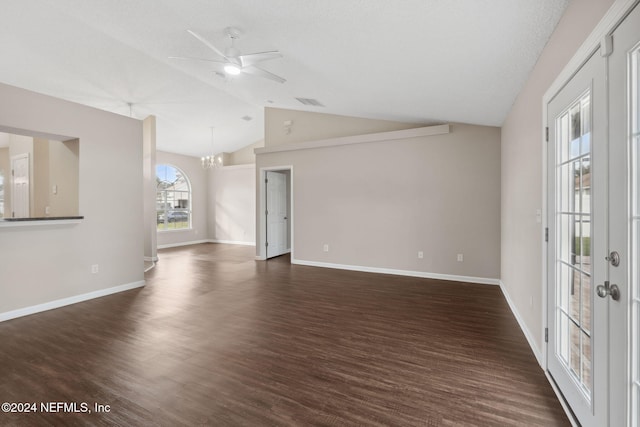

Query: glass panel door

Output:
[547, 50, 607, 427]
[555, 92, 593, 395]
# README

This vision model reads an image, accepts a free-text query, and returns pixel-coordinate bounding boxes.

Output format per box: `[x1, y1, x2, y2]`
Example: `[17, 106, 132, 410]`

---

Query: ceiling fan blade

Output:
[238, 51, 282, 67]
[168, 56, 226, 65]
[186, 30, 228, 60]
[243, 65, 286, 84]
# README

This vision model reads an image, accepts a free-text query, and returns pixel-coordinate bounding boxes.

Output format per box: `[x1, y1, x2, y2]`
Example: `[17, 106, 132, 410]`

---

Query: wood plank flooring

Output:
[0, 243, 569, 426]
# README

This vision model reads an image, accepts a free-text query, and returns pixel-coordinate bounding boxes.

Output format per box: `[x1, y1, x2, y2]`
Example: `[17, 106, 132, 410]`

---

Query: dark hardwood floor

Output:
[0, 243, 569, 426]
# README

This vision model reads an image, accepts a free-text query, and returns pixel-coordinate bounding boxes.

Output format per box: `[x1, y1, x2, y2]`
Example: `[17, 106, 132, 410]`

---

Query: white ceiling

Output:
[0, 0, 569, 157]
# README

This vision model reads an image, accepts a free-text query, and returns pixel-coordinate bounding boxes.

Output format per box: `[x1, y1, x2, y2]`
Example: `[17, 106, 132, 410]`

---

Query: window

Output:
[156, 164, 191, 231]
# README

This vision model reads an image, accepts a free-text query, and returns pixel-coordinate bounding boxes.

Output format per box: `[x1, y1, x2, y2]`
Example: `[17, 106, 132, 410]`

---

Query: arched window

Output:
[156, 164, 191, 231]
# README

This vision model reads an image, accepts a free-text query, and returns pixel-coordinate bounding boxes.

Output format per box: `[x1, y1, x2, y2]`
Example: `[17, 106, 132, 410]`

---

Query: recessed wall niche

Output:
[0, 128, 79, 219]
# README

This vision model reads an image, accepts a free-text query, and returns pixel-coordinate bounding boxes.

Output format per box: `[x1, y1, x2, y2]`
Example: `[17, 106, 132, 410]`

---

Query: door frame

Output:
[257, 165, 293, 261]
[541, 0, 640, 424]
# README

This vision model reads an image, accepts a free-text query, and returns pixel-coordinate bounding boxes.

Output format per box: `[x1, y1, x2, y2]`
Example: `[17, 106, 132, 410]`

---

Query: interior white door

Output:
[609, 3, 640, 426]
[11, 153, 29, 218]
[547, 49, 609, 427]
[266, 171, 287, 258]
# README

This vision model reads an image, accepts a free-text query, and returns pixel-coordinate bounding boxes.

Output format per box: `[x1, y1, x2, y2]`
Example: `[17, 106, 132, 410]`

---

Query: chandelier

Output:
[201, 127, 221, 169]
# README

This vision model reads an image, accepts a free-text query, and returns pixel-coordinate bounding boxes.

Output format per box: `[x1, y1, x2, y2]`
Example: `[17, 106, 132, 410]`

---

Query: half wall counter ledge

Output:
[0, 216, 84, 227]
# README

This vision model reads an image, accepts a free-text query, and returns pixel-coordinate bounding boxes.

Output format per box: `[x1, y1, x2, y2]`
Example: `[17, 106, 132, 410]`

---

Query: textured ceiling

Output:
[0, 0, 569, 157]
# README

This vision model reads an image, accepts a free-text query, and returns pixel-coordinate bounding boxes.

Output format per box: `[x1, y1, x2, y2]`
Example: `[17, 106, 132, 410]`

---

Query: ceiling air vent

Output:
[241, 115, 253, 121]
[295, 97, 324, 107]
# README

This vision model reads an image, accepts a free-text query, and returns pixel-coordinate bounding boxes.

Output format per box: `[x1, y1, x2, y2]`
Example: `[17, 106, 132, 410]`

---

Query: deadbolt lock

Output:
[605, 251, 620, 267]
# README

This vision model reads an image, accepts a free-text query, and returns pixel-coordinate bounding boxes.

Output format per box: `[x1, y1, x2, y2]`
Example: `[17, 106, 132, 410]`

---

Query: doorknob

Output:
[596, 281, 621, 301]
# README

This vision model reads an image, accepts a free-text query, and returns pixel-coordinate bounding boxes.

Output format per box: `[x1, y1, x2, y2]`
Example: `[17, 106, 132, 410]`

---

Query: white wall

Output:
[156, 150, 208, 248]
[257, 123, 501, 282]
[208, 164, 256, 245]
[500, 0, 615, 353]
[0, 82, 143, 317]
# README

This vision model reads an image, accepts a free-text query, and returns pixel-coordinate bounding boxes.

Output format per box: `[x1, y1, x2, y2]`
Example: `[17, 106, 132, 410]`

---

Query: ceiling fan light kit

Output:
[174, 27, 286, 83]
[224, 63, 242, 75]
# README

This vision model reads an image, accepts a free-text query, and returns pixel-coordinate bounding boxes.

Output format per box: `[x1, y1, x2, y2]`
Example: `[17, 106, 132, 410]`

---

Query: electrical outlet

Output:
[418, 251, 424, 259]
[323, 244, 329, 252]
[91, 264, 99, 274]
[457, 254, 464, 262]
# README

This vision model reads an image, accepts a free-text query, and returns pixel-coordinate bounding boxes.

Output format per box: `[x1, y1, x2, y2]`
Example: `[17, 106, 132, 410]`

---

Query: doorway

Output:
[259, 166, 292, 260]
[545, 3, 640, 425]
[10, 153, 29, 218]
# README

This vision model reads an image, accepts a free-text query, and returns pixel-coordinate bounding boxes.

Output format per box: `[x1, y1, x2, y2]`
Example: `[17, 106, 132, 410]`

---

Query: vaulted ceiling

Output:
[0, 0, 569, 157]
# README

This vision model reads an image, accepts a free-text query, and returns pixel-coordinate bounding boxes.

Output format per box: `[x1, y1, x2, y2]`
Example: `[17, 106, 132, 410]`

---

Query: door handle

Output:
[596, 280, 620, 301]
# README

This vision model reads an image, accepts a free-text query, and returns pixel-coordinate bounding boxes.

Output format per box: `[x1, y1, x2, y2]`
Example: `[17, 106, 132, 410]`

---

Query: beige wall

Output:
[32, 137, 50, 217]
[156, 150, 208, 248]
[48, 138, 79, 216]
[257, 123, 501, 281]
[0, 82, 143, 316]
[208, 164, 256, 244]
[501, 0, 615, 352]
[228, 139, 264, 165]
[265, 107, 423, 147]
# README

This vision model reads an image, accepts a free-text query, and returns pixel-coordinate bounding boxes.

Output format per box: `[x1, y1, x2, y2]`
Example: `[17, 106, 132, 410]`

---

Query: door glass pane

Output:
[581, 97, 591, 155]
[570, 320, 581, 375]
[581, 332, 592, 394]
[581, 272, 592, 334]
[555, 91, 593, 397]
[558, 262, 571, 312]
[559, 311, 570, 363]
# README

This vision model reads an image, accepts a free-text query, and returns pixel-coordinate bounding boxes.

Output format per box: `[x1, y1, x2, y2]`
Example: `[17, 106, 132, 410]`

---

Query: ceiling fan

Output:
[170, 27, 286, 84]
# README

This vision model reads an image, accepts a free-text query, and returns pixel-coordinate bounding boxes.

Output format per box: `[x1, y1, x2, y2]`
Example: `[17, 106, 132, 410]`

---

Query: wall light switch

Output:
[52, 184, 58, 195]
[323, 244, 329, 252]
[418, 251, 424, 259]
[457, 254, 464, 262]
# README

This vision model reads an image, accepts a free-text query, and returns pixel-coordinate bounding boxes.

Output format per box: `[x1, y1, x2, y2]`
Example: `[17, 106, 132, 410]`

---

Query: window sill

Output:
[0, 217, 84, 228]
[157, 228, 193, 233]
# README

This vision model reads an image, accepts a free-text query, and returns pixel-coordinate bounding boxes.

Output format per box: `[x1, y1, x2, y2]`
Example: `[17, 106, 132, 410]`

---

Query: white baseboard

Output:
[157, 239, 210, 249]
[209, 239, 256, 246]
[144, 256, 158, 262]
[0, 280, 146, 323]
[499, 280, 543, 367]
[291, 258, 500, 286]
